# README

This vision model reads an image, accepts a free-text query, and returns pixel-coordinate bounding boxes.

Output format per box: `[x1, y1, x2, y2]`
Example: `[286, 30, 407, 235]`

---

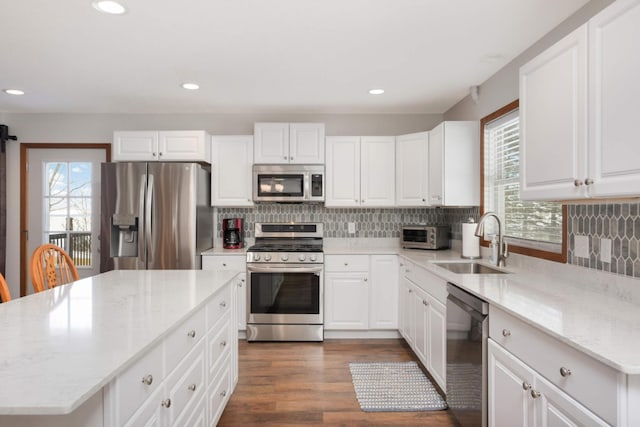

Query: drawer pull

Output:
[220, 390, 227, 398]
[408, 289, 413, 294]
[422, 299, 428, 306]
[161, 398, 172, 408]
[364, 277, 368, 282]
[220, 301, 227, 308]
[530, 389, 541, 399]
[220, 340, 227, 347]
[560, 367, 572, 377]
[141, 374, 153, 386]
[188, 383, 197, 392]
[222, 263, 227, 267]
[187, 330, 196, 338]
[502, 329, 511, 337]
[344, 262, 348, 266]
[522, 381, 531, 391]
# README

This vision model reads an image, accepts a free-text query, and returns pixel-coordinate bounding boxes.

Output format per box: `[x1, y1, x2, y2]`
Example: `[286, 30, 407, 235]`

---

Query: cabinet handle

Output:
[220, 390, 227, 398]
[152, 152, 157, 157]
[188, 383, 197, 392]
[502, 329, 511, 337]
[560, 367, 572, 377]
[574, 179, 583, 187]
[187, 330, 196, 338]
[344, 262, 348, 266]
[220, 340, 227, 347]
[408, 289, 413, 293]
[220, 301, 227, 308]
[141, 374, 153, 386]
[530, 389, 541, 399]
[222, 263, 227, 267]
[585, 178, 594, 186]
[522, 381, 531, 391]
[290, 156, 294, 160]
[422, 299, 428, 306]
[364, 277, 368, 282]
[161, 398, 172, 408]
[238, 281, 243, 287]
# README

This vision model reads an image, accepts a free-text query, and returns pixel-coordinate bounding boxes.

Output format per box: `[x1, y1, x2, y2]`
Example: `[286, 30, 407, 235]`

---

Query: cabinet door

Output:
[325, 136, 361, 207]
[236, 273, 247, 331]
[211, 135, 254, 206]
[360, 136, 396, 207]
[412, 285, 429, 366]
[289, 123, 325, 164]
[254, 123, 289, 164]
[396, 132, 429, 206]
[398, 273, 414, 344]
[324, 272, 368, 329]
[113, 131, 159, 161]
[158, 131, 209, 162]
[427, 296, 446, 390]
[122, 384, 168, 427]
[520, 25, 588, 200]
[369, 255, 399, 330]
[588, 0, 640, 198]
[440, 121, 480, 206]
[427, 124, 444, 205]
[488, 340, 535, 427]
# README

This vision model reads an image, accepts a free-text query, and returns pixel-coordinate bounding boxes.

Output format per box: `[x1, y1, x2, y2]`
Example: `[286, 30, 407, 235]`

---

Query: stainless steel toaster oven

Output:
[401, 225, 450, 250]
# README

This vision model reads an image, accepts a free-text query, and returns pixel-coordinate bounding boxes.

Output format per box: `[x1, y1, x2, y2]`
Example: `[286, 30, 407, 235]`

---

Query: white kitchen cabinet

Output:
[112, 131, 211, 163]
[411, 284, 429, 365]
[324, 255, 370, 330]
[369, 255, 399, 329]
[428, 121, 479, 206]
[254, 122, 325, 164]
[488, 339, 609, 427]
[521, 0, 640, 200]
[396, 131, 429, 206]
[211, 135, 253, 207]
[426, 296, 446, 388]
[325, 136, 395, 207]
[202, 255, 247, 332]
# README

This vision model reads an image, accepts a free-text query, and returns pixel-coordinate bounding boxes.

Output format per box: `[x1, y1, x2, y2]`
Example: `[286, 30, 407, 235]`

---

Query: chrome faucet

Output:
[474, 212, 509, 267]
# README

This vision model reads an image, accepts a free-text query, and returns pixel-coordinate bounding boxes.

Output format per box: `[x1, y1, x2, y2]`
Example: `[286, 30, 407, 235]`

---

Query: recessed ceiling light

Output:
[181, 83, 200, 90]
[4, 89, 25, 95]
[369, 89, 385, 95]
[92, 1, 126, 15]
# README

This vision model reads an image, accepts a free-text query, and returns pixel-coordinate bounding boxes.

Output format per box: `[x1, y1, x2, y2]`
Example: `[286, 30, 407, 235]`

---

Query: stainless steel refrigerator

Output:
[100, 162, 213, 272]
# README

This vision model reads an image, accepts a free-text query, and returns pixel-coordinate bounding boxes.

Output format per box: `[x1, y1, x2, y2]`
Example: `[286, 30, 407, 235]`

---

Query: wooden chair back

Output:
[30, 244, 80, 293]
[0, 272, 10, 303]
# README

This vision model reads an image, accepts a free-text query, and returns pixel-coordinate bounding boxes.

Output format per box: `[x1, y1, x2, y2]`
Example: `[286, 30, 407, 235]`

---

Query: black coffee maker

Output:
[222, 218, 244, 249]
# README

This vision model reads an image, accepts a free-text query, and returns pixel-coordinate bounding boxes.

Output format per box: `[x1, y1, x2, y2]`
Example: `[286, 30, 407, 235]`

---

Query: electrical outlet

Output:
[574, 235, 589, 259]
[348, 222, 356, 234]
[600, 238, 612, 263]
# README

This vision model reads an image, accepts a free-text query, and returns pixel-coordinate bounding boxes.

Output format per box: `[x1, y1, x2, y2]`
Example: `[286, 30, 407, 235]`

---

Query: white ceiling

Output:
[0, 0, 589, 114]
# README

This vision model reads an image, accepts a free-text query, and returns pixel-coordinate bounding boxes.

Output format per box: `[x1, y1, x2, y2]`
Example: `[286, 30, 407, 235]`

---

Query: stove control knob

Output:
[264, 254, 271, 261]
[310, 254, 317, 262]
[281, 254, 289, 261]
[298, 254, 306, 262]
[253, 254, 261, 261]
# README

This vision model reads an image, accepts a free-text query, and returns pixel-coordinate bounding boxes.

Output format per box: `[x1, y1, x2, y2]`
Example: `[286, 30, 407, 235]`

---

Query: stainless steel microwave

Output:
[252, 164, 325, 203]
[401, 225, 450, 250]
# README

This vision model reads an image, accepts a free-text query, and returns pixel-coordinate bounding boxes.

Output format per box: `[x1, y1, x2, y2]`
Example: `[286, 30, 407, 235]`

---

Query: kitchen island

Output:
[0, 269, 238, 426]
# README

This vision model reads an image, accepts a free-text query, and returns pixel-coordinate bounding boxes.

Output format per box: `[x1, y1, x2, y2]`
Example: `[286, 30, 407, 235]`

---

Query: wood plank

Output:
[218, 339, 456, 426]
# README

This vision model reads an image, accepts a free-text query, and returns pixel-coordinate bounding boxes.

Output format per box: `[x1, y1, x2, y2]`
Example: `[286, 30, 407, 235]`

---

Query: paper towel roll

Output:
[462, 223, 480, 258]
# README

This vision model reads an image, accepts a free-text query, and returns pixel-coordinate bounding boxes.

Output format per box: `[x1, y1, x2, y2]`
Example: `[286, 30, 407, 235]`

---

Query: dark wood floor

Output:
[218, 339, 457, 426]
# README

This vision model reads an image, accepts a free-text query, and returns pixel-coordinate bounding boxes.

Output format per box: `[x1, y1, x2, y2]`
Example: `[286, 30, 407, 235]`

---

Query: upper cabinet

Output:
[396, 132, 429, 206]
[521, 0, 640, 200]
[112, 131, 211, 163]
[428, 121, 480, 206]
[254, 123, 325, 164]
[325, 136, 395, 207]
[211, 135, 254, 207]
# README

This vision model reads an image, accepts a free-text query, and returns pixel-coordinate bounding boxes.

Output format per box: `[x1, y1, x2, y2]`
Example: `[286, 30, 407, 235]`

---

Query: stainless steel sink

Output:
[433, 262, 509, 275]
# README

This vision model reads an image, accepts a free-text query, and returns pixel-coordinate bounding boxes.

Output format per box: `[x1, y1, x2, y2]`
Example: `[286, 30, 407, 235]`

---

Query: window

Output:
[481, 101, 566, 262]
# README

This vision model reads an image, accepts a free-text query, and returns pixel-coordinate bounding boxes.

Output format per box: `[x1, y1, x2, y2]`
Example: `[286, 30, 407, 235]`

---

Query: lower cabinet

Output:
[324, 254, 398, 331]
[202, 254, 247, 332]
[488, 339, 609, 427]
[398, 258, 447, 390]
[104, 280, 237, 427]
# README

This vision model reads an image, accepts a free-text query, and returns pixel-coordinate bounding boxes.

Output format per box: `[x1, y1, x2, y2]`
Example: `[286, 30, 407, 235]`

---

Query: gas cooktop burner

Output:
[248, 240, 322, 253]
[246, 222, 324, 263]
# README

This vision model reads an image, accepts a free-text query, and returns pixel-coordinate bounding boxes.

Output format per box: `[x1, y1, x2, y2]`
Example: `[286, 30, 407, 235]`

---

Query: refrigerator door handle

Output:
[146, 174, 154, 265]
[139, 174, 147, 267]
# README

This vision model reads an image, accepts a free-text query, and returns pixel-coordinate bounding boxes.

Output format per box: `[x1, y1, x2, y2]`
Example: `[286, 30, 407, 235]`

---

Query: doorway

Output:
[20, 144, 110, 296]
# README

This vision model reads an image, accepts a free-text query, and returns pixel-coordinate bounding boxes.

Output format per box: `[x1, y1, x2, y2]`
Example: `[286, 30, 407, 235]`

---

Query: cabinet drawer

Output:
[202, 255, 245, 272]
[325, 255, 369, 272]
[490, 306, 621, 424]
[208, 355, 232, 426]
[164, 305, 206, 372]
[165, 339, 206, 425]
[207, 283, 233, 330]
[207, 314, 232, 380]
[112, 340, 164, 425]
[174, 393, 206, 427]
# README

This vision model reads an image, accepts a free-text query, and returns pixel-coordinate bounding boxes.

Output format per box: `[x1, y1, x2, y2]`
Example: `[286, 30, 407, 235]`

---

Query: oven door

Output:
[247, 264, 323, 324]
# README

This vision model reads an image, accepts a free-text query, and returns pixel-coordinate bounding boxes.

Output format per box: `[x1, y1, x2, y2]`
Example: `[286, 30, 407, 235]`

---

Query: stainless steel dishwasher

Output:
[446, 283, 489, 427]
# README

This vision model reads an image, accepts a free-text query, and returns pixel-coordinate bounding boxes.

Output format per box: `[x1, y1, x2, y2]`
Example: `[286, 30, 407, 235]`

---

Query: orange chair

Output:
[30, 244, 80, 293]
[0, 272, 11, 303]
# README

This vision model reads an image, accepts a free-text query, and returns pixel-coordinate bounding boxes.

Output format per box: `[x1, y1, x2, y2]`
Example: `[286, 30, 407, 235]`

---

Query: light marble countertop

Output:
[325, 239, 640, 374]
[0, 269, 238, 415]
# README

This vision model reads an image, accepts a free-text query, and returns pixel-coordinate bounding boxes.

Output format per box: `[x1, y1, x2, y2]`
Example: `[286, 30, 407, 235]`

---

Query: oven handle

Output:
[247, 264, 323, 275]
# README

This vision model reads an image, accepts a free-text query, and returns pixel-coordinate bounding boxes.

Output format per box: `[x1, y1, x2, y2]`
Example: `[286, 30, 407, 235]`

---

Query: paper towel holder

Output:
[461, 218, 481, 260]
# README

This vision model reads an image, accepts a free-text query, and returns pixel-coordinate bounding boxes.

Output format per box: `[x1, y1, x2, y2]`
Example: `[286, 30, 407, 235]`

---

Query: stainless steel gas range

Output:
[245, 222, 324, 342]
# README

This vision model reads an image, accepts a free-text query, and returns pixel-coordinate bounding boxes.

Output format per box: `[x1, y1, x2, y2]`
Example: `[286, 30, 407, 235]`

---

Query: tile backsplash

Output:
[216, 205, 479, 239]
